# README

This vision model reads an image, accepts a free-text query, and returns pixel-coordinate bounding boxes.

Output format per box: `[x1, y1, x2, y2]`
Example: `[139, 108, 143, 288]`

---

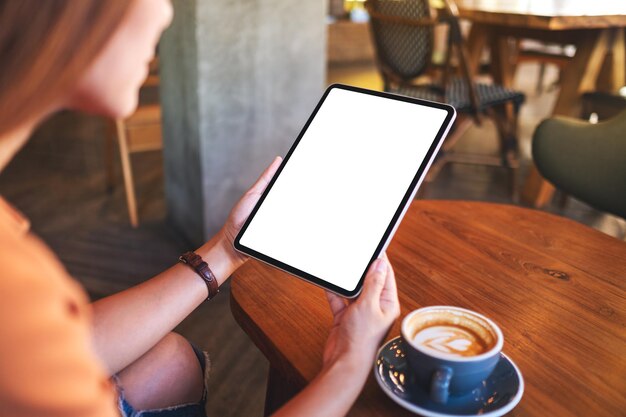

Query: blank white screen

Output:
[239, 88, 449, 292]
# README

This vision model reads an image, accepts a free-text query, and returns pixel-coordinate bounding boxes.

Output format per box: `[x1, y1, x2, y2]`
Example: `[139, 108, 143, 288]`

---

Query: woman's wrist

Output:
[315, 353, 371, 404]
[195, 229, 246, 286]
[273, 348, 370, 417]
[323, 348, 374, 381]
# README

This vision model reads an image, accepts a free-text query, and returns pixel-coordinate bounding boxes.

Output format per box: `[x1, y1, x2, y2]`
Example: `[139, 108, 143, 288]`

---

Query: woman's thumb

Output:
[360, 258, 387, 303]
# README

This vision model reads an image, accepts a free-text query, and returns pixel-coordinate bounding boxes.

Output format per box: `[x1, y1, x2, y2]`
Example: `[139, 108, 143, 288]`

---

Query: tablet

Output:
[234, 84, 455, 297]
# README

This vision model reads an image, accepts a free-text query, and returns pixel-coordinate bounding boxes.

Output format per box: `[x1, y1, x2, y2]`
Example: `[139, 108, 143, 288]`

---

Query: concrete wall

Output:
[160, 0, 326, 245]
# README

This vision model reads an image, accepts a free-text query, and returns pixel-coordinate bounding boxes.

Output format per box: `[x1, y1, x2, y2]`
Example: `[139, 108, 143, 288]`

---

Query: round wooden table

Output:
[230, 201, 626, 416]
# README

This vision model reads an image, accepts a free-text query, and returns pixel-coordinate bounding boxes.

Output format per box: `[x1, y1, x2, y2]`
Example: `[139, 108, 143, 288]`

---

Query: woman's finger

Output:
[228, 157, 283, 231]
[249, 156, 282, 195]
[380, 253, 393, 294]
[326, 291, 347, 317]
[359, 258, 388, 307]
[379, 257, 400, 316]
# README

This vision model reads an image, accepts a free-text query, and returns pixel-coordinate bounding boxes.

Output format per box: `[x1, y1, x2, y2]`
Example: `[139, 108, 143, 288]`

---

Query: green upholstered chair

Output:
[532, 109, 626, 219]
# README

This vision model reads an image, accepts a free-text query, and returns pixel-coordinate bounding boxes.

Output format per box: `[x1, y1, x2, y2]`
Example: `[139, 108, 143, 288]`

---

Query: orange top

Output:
[0, 197, 118, 417]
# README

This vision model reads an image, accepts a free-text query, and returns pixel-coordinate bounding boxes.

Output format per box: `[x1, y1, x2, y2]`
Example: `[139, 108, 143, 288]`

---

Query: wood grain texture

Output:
[459, 10, 626, 31]
[457, 0, 626, 31]
[231, 201, 626, 416]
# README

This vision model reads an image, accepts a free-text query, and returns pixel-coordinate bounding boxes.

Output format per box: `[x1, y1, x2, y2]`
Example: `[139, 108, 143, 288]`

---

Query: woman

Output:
[0, 1, 400, 416]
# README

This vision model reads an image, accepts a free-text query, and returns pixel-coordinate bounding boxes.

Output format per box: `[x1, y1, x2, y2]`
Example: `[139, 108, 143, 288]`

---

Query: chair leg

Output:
[415, 181, 429, 199]
[536, 63, 546, 94]
[509, 166, 519, 203]
[104, 120, 116, 193]
[557, 191, 569, 210]
[116, 120, 139, 228]
[510, 104, 521, 202]
[441, 116, 473, 153]
[423, 116, 472, 185]
[425, 156, 447, 184]
[489, 104, 520, 199]
[494, 104, 519, 167]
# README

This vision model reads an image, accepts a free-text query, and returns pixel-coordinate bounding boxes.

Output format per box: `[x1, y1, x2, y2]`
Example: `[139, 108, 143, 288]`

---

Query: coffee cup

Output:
[401, 306, 503, 404]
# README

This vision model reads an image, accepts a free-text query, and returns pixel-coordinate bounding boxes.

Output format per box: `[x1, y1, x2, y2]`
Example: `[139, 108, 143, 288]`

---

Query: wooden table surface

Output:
[457, 0, 626, 30]
[231, 201, 626, 416]
[455, 0, 626, 208]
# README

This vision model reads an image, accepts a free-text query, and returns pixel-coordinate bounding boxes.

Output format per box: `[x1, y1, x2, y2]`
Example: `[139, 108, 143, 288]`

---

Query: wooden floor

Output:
[0, 61, 623, 417]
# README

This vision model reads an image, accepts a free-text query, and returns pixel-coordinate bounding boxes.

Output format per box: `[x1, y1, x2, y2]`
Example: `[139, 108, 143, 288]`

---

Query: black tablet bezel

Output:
[234, 84, 456, 297]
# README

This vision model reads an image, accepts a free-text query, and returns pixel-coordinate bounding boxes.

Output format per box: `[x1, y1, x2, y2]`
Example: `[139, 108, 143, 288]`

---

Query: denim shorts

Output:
[115, 343, 209, 417]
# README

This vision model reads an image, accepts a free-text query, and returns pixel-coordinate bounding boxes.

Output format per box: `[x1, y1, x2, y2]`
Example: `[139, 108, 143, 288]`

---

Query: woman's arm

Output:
[91, 157, 282, 374]
[272, 356, 369, 417]
[273, 256, 401, 417]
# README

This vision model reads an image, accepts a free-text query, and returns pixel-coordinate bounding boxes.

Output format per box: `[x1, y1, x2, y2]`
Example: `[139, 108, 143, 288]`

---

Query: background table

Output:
[456, 0, 626, 208]
[231, 201, 626, 416]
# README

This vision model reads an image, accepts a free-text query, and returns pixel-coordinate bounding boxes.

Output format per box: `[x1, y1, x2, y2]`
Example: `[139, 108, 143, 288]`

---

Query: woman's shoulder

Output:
[0, 211, 90, 313]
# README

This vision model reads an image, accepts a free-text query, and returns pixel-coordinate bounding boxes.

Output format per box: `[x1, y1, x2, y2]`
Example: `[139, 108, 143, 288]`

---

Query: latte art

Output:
[413, 325, 488, 358]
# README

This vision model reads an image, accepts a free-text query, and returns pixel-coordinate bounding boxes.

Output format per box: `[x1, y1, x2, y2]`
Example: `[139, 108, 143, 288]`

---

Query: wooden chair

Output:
[105, 70, 162, 228]
[515, 40, 574, 94]
[365, 0, 525, 195]
[104, 54, 162, 227]
[105, 104, 162, 228]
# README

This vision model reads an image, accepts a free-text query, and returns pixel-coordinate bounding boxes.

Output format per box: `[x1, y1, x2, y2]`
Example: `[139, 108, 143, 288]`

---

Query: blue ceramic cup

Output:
[401, 306, 503, 404]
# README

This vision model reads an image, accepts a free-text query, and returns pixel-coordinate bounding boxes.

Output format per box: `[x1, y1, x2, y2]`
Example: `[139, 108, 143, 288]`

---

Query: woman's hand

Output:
[322, 254, 401, 371]
[221, 156, 282, 263]
[271, 255, 400, 417]
[196, 156, 282, 279]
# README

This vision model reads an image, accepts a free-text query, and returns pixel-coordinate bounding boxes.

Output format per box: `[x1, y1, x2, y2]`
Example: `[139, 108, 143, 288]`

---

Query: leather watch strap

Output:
[179, 251, 219, 301]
